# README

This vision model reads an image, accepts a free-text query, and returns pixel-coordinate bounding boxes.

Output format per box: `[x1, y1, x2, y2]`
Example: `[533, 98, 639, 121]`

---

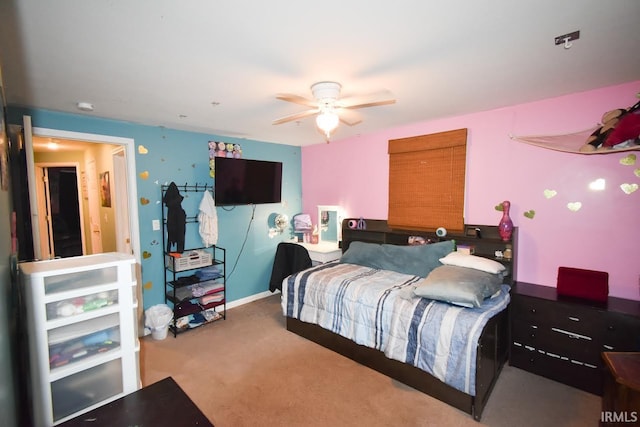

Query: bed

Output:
[282, 219, 517, 421]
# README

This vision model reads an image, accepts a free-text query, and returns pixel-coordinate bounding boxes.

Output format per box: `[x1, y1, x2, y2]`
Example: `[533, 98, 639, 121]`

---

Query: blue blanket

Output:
[282, 262, 510, 395]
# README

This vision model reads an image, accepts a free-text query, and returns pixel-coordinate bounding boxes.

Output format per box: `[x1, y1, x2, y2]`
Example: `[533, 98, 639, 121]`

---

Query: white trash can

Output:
[145, 304, 173, 340]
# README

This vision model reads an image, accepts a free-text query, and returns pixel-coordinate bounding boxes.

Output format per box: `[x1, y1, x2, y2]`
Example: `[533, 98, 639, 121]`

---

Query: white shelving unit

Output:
[19, 252, 140, 426]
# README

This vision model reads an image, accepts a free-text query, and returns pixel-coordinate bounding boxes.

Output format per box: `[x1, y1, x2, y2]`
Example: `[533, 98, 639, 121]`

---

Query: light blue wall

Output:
[8, 107, 303, 309]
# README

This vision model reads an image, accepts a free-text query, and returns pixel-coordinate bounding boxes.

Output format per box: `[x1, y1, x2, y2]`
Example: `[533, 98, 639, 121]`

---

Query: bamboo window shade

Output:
[388, 128, 467, 232]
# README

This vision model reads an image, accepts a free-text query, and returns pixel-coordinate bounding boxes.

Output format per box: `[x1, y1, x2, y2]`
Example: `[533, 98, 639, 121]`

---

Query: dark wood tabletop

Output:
[58, 376, 214, 427]
[603, 352, 640, 391]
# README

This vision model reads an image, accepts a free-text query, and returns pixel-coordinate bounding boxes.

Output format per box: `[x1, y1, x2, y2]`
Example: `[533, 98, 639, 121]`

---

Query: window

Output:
[388, 128, 467, 232]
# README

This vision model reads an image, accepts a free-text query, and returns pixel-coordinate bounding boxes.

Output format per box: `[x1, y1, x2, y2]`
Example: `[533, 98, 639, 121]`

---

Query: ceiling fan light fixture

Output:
[311, 81, 341, 101]
[316, 111, 339, 138]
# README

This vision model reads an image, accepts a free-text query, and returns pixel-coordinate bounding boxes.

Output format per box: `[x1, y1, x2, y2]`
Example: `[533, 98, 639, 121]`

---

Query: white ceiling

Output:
[1, 1, 639, 147]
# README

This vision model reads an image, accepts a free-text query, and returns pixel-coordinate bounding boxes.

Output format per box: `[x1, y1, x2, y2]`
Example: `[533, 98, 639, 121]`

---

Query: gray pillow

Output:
[340, 240, 455, 277]
[413, 265, 503, 307]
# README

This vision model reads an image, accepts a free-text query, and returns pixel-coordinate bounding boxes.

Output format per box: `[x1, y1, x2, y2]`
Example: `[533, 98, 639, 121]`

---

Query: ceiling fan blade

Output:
[337, 109, 362, 126]
[343, 98, 396, 110]
[272, 109, 319, 125]
[276, 93, 318, 108]
[338, 90, 396, 109]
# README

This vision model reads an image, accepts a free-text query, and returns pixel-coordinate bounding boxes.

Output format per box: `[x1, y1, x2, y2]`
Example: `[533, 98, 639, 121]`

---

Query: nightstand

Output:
[296, 241, 342, 265]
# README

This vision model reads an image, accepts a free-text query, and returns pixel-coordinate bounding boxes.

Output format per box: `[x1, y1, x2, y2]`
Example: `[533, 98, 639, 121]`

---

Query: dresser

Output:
[510, 282, 640, 395]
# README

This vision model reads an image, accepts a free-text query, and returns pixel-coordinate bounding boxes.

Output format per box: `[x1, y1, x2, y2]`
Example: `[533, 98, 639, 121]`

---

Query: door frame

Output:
[25, 119, 141, 263]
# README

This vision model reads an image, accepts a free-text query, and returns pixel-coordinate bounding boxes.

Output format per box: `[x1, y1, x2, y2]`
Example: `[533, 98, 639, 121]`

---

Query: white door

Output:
[34, 165, 53, 259]
[113, 148, 132, 254]
[85, 158, 103, 254]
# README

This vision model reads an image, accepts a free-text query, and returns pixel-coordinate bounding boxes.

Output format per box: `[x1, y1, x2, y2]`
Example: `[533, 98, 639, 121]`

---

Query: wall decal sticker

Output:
[620, 183, 638, 194]
[567, 202, 582, 212]
[138, 145, 148, 154]
[143, 251, 152, 259]
[620, 154, 636, 166]
[523, 210, 536, 219]
[143, 281, 152, 290]
[140, 197, 149, 205]
[544, 189, 558, 199]
[139, 171, 149, 180]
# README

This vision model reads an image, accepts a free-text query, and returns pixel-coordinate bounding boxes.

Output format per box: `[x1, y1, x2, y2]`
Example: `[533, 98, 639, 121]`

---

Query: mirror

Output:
[318, 205, 342, 244]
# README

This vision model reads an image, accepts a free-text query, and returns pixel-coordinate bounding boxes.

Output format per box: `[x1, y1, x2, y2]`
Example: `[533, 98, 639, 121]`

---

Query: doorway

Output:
[22, 118, 141, 263]
[34, 164, 85, 259]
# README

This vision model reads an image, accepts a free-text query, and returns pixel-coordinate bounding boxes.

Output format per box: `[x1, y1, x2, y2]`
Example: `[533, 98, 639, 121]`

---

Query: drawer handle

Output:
[568, 316, 580, 322]
[551, 327, 592, 341]
[530, 308, 536, 314]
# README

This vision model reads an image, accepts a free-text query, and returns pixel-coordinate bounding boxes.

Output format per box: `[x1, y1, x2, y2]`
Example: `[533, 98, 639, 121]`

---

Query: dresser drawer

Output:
[512, 296, 604, 337]
[510, 344, 602, 395]
[511, 318, 601, 365]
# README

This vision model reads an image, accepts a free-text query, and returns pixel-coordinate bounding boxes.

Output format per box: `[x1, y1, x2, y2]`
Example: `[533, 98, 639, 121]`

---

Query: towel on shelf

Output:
[200, 294, 224, 305]
[198, 190, 218, 247]
[195, 265, 222, 281]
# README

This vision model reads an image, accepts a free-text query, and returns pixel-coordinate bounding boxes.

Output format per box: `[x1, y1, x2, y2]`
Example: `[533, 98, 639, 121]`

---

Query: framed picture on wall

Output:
[100, 171, 111, 207]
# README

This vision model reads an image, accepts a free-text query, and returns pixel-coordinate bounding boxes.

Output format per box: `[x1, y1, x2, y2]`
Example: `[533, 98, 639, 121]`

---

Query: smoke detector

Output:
[76, 102, 94, 112]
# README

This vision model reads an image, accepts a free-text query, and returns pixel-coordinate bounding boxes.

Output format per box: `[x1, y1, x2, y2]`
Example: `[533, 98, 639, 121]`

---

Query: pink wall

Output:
[302, 81, 640, 300]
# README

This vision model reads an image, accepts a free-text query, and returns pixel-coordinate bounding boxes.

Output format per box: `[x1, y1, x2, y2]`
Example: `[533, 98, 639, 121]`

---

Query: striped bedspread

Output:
[282, 262, 510, 395]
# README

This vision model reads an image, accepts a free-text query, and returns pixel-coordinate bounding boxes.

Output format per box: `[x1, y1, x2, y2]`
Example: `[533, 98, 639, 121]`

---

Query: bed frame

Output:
[286, 219, 517, 421]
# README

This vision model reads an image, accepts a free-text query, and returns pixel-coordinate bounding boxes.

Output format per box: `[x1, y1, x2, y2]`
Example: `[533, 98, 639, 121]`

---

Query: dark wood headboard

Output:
[341, 219, 518, 284]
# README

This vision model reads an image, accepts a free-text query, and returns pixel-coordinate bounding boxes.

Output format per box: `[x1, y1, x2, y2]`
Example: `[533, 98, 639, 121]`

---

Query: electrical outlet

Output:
[152, 219, 160, 231]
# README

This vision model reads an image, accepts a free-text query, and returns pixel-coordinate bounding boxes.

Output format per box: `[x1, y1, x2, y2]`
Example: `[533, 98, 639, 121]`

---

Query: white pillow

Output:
[439, 252, 506, 275]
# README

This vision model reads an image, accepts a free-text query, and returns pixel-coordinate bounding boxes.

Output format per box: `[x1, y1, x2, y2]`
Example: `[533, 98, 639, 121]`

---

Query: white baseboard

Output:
[226, 289, 279, 310]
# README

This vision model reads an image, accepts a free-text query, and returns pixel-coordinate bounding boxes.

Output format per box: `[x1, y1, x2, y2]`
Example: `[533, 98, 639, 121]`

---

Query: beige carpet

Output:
[140, 295, 600, 427]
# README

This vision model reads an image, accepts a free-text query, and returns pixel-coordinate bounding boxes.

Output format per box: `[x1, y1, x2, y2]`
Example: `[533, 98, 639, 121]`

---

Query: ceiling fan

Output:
[273, 81, 396, 140]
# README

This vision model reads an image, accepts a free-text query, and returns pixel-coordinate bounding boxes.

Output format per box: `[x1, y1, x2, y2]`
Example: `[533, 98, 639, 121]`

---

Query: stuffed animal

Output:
[580, 101, 640, 152]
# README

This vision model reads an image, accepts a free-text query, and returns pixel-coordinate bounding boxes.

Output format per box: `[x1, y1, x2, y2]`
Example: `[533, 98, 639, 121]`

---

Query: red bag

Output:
[557, 267, 608, 302]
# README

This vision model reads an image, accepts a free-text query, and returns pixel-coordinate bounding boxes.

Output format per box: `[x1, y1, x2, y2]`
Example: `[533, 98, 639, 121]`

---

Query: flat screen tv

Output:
[214, 157, 282, 206]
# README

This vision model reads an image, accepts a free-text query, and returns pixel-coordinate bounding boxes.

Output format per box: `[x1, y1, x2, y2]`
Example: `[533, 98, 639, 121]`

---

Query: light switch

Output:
[152, 219, 160, 231]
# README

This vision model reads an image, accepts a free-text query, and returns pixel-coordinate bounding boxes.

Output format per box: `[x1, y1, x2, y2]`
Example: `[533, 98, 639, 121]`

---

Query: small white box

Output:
[456, 244, 475, 255]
